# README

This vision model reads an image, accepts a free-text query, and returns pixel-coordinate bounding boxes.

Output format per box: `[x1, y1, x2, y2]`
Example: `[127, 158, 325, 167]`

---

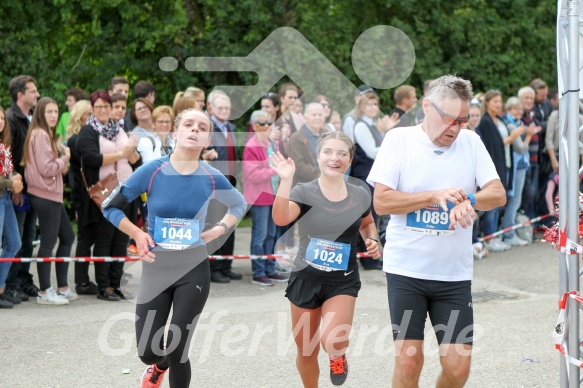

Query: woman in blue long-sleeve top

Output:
[103, 108, 246, 388]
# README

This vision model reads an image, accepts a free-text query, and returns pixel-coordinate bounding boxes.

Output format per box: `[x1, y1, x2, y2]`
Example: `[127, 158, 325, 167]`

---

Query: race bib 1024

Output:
[305, 238, 351, 271]
[405, 204, 455, 236]
[153, 217, 201, 250]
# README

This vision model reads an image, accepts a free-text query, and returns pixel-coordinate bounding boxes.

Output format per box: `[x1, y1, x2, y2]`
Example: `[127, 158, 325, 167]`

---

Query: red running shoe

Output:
[329, 354, 348, 386]
[141, 364, 167, 388]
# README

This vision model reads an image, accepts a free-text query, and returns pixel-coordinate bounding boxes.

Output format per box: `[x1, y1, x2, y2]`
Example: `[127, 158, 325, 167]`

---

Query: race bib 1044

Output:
[153, 217, 201, 250]
[405, 204, 455, 236]
[305, 238, 351, 271]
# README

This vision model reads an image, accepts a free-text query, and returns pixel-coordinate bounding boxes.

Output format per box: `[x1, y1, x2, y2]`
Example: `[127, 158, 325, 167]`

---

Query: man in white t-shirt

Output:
[367, 75, 506, 388]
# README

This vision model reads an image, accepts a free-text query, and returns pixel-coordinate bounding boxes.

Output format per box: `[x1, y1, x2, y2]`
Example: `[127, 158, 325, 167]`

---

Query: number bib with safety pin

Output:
[154, 217, 200, 250]
[305, 238, 351, 271]
[405, 205, 455, 236]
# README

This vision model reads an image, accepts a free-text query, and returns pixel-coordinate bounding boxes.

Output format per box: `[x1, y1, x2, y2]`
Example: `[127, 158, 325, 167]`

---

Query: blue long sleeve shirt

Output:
[103, 156, 247, 246]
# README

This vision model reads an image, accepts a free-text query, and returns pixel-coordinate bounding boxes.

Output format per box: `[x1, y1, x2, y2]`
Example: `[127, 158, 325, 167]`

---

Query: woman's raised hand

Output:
[269, 151, 295, 180]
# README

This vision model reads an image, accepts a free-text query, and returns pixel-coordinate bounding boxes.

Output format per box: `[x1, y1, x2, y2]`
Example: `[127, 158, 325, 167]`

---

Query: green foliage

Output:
[0, 0, 557, 221]
[0, 0, 556, 110]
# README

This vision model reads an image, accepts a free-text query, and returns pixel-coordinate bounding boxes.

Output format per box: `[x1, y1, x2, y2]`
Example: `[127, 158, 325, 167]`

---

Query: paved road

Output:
[1, 228, 566, 387]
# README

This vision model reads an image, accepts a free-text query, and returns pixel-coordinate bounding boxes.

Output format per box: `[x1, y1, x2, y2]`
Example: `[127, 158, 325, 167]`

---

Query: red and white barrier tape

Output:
[0, 252, 379, 263]
[478, 214, 550, 242]
[558, 231, 583, 254]
[554, 292, 583, 368]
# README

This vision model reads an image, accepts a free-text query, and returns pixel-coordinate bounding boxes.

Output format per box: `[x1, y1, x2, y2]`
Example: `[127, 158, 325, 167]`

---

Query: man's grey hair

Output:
[304, 102, 325, 115]
[425, 75, 473, 103]
[250, 109, 273, 123]
[208, 89, 229, 107]
[518, 86, 535, 98]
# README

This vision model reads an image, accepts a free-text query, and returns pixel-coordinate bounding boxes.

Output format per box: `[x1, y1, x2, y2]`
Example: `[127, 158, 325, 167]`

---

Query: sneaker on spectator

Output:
[76, 282, 98, 295]
[252, 276, 274, 286]
[4, 289, 21, 304]
[57, 287, 79, 301]
[141, 364, 167, 388]
[275, 261, 291, 275]
[114, 288, 134, 300]
[484, 238, 511, 252]
[37, 288, 69, 305]
[329, 354, 349, 385]
[504, 235, 528, 246]
[97, 287, 121, 302]
[10, 289, 29, 302]
[267, 273, 289, 283]
[0, 292, 15, 308]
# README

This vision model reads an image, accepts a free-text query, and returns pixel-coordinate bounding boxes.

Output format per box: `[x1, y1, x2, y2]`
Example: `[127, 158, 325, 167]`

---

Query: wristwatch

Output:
[467, 193, 476, 207]
[214, 222, 229, 235]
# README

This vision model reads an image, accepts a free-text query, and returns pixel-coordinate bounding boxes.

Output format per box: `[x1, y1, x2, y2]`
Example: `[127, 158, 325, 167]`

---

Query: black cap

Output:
[356, 84, 374, 96]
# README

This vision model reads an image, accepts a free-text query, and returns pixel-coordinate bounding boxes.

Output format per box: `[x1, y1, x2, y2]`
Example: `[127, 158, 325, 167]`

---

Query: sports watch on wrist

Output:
[467, 193, 476, 207]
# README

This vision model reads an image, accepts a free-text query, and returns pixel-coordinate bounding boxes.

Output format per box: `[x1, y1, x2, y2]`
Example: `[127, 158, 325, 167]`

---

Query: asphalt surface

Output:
[0, 228, 566, 387]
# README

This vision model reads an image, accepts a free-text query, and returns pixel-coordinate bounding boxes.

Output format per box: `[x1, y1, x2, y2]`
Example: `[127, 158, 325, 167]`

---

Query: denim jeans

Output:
[5, 195, 36, 291]
[482, 207, 501, 238]
[0, 191, 22, 289]
[502, 168, 527, 239]
[250, 205, 276, 277]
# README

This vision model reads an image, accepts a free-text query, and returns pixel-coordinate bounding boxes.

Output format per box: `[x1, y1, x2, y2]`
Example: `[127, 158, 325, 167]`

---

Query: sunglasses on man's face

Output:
[429, 101, 470, 127]
[257, 121, 273, 126]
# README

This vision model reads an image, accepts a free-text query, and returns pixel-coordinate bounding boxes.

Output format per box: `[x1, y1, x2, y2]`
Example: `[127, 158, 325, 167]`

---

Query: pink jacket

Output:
[242, 135, 277, 206]
[24, 128, 69, 203]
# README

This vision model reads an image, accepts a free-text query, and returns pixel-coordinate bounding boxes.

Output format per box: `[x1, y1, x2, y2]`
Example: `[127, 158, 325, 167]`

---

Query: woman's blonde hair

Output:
[67, 100, 92, 139]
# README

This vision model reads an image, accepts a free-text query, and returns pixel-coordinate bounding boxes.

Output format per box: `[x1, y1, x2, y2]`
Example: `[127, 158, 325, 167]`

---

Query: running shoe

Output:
[75, 282, 98, 295]
[37, 288, 69, 305]
[329, 354, 348, 386]
[252, 276, 274, 286]
[0, 292, 14, 309]
[57, 287, 79, 301]
[504, 235, 529, 246]
[97, 287, 121, 302]
[266, 273, 289, 283]
[127, 244, 139, 255]
[484, 238, 511, 252]
[3, 289, 21, 304]
[141, 364, 167, 388]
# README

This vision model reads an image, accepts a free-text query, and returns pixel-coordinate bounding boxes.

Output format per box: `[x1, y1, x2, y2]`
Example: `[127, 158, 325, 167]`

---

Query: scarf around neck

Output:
[87, 114, 120, 142]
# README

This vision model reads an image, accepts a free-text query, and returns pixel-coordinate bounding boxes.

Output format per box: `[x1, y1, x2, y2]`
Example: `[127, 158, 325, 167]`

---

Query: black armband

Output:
[101, 182, 128, 210]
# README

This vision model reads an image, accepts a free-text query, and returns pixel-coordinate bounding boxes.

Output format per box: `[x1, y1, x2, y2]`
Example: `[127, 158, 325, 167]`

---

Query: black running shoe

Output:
[329, 354, 348, 386]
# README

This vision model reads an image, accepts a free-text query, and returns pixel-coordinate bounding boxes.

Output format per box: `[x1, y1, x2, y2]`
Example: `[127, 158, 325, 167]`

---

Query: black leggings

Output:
[136, 252, 210, 388]
[30, 194, 75, 291]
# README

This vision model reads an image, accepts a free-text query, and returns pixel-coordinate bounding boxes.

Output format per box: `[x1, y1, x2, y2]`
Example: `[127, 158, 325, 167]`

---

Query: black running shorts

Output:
[386, 273, 473, 345]
[286, 273, 361, 309]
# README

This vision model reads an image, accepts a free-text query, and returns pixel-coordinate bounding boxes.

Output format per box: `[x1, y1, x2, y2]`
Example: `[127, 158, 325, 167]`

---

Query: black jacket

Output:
[75, 124, 141, 227]
[477, 113, 512, 190]
[6, 103, 32, 180]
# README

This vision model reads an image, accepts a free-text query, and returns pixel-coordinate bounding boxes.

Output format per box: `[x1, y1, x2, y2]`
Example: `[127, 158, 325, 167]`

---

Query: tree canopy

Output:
[0, 0, 557, 111]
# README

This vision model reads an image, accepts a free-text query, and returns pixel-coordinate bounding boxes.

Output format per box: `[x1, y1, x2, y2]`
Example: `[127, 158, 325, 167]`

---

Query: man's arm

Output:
[373, 183, 467, 215]
[373, 179, 506, 216]
[472, 179, 506, 211]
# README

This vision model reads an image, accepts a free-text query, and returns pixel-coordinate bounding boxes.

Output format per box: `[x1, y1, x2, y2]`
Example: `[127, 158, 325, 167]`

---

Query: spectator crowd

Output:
[0, 75, 561, 308]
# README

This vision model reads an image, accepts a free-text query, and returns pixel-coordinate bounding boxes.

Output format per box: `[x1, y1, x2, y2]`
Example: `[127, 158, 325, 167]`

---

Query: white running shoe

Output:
[504, 235, 528, 246]
[472, 242, 485, 260]
[37, 288, 69, 305]
[57, 287, 79, 301]
[484, 238, 511, 252]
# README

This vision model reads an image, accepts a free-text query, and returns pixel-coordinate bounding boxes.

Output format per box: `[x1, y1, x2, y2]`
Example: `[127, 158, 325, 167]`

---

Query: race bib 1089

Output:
[405, 205, 455, 236]
[305, 238, 350, 271]
[154, 217, 201, 250]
